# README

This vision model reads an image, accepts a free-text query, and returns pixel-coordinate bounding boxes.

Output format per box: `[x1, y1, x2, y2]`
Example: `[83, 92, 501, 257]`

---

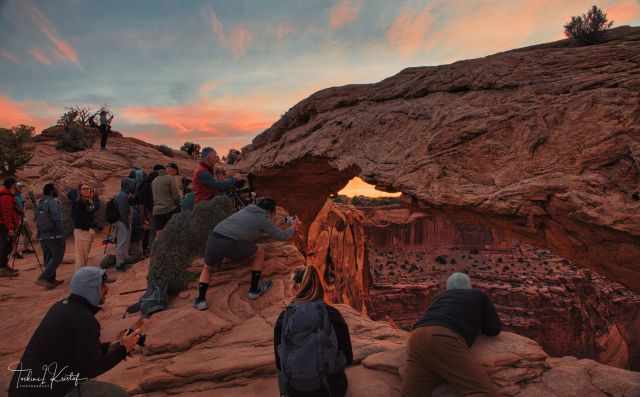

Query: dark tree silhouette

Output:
[564, 5, 614, 44]
[0, 125, 35, 177]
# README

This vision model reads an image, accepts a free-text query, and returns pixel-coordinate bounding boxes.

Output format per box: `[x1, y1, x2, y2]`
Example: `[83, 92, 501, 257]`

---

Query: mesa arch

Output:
[235, 26, 640, 293]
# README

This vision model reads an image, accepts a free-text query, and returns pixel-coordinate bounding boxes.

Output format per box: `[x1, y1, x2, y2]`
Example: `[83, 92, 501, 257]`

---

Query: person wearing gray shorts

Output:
[193, 197, 300, 310]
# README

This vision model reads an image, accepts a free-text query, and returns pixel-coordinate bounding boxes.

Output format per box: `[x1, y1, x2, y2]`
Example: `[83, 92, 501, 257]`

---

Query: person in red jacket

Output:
[191, 147, 237, 204]
[0, 177, 20, 277]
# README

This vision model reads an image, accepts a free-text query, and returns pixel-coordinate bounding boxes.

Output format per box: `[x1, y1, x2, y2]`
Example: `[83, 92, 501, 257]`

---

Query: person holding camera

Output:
[192, 147, 237, 204]
[8, 266, 144, 397]
[0, 177, 19, 277]
[193, 197, 300, 310]
[68, 183, 101, 271]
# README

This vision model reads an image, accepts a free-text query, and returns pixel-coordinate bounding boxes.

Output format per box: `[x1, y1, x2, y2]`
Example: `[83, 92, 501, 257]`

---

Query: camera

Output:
[126, 328, 146, 347]
[284, 215, 297, 225]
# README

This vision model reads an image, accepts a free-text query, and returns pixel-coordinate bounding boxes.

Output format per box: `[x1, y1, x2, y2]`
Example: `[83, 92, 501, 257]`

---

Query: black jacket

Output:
[274, 303, 353, 397]
[8, 294, 127, 397]
[414, 288, 502, 347]
[68, 190, 100, 231]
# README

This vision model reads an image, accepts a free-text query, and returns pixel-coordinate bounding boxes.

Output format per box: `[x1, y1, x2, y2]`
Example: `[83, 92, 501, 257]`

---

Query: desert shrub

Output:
[0, 125, 35, 177]
[180, 142, 201, 158]
[564, 5, 613, 44]
[156, 144, 175, 157]
[56, 123, 95, 152]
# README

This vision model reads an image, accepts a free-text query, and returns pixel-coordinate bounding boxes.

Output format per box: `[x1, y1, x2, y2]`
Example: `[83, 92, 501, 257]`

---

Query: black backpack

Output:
[105, 198, 120, 224]
[277, 301, 346, 395]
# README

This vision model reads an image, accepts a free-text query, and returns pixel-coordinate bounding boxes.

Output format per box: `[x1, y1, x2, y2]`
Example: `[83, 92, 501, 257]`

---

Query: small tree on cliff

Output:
[57, 106, 95, 128]
[180, 142, 201, 158]
[0, 125, 35, 177]
[564, 5, 613, 44]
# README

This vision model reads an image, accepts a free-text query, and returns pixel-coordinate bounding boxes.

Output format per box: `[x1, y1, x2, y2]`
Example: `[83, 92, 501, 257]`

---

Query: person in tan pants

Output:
[68, 184, 101, 270]
[402, 273, 502, 397]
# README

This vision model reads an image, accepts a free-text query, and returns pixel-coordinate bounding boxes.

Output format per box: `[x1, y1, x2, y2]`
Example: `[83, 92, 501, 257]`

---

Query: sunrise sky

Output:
[1, 0, 639, 156]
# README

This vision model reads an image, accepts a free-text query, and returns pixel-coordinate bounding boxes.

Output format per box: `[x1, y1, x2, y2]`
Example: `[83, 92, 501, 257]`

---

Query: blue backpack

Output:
[277, 301, 346, 395]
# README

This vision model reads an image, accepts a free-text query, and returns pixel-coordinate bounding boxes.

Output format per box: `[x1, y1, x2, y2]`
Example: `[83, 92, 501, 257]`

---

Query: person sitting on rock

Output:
[193, 197, 300, 309]
[8, 266, 143, 397]
[0, 177, 20, 277]
[68, 183, 101, 271]
[35, 183, 66, 289]
[274, 266, 353, 397]
[192, 147, 237, 204]
[401, 272, 502, 397]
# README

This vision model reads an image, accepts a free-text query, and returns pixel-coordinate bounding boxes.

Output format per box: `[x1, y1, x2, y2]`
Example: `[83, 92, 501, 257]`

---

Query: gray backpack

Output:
[277, 301, 345, 395]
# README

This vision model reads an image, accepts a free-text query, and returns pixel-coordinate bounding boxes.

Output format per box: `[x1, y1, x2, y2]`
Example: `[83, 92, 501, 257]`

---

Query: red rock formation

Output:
[236, 26, 640, 293]
[307, 200, 640, 369]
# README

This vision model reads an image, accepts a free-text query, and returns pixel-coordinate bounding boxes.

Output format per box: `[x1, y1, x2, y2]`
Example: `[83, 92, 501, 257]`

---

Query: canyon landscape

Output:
[1, 11, 639, 397]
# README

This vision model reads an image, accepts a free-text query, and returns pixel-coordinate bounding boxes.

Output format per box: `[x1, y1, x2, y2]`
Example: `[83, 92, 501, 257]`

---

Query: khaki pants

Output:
[401, 326, 498, 397]
[73, 229, 95, 271]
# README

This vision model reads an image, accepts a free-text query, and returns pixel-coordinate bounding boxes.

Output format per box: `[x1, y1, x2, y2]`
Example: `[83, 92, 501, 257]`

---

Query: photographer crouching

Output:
[8, 267, 144, 397]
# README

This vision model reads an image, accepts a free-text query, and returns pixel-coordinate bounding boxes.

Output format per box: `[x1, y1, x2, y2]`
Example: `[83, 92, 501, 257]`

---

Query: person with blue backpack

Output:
[274, 266, 353, 397]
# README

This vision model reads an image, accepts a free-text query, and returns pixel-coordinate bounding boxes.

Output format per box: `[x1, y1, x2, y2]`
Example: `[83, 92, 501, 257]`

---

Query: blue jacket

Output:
[36, 196, 64, 240]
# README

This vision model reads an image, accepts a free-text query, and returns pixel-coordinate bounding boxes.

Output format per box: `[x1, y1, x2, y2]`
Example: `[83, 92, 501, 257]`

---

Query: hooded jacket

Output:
[8, 267, 127, 397]
[68, 190, 101, 231]
[0, 186, 19, 233]
[36, 195, 64, 240]
[213, 204, 294, 242]
[192, 161, 236, 203]
[115, 178, 136, 225]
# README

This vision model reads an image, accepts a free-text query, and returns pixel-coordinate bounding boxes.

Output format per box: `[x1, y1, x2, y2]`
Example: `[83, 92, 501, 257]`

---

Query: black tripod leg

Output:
[9, 231, 21, 270]
[24, 230, 42, 270]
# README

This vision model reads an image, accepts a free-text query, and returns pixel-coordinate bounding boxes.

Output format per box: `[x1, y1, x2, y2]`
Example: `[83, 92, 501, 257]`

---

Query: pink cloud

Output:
[206, 6, 253, 58]
[275, 21, 296, 42]
[29, 48, 53, 65]
[0, 95, 54, 131]
[25, 2, 79, 64]
[329, 0, 363, 30]
[607, 0, 640, 24]
[0, 49, 20, 64]
[121, 98, 273, 139]
[386, 4, 436, 57]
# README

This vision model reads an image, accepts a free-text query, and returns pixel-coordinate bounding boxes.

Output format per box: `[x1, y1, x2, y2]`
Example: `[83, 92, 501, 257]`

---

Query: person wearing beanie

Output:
[193, 197, 300, 310]
[191, 147, 237, 204]
[401, 272, 502, 397]
[8, 267, 143, 397]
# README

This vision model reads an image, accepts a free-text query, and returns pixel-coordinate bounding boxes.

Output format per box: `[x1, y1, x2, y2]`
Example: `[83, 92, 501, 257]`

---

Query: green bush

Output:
[564, 5, 613, 44]
[0, 125, 35, 177]
[55, 123, 95, 152]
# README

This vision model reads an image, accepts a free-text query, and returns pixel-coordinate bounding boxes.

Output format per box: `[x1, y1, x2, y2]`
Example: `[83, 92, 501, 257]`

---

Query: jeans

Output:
[115, 221, 131, 267]
[40, 238, 65, 281]
[0, 225, 12, 268]
[64, 380, 128, 397]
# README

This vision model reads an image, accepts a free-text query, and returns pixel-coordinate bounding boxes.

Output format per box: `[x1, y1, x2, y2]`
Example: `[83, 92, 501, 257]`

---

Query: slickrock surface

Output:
[307, 201, 640, 369]
[1, 238, 639, 396]
[236, 26, 640, 293]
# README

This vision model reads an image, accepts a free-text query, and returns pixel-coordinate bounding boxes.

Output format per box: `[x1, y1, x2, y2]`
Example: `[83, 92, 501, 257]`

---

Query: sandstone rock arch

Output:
[237, 27, 640, 293]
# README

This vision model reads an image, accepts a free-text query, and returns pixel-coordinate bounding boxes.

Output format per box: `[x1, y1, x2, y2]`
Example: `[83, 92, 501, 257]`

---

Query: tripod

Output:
[10, 214, 42, 271]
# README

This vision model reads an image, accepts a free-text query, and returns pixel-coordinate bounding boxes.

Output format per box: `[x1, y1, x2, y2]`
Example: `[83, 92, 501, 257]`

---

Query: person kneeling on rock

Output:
[401, 272, 502, 397]
[274, 266, 353, 397]
[193, 197, 300, 310]
[8, 267, 143, 397]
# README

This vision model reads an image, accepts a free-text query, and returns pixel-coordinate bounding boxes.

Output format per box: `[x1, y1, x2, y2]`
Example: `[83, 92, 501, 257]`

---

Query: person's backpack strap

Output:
[278, 305, 293, 396]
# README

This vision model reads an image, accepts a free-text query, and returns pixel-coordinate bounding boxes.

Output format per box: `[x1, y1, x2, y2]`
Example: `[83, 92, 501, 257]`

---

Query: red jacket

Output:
[0, 187, 19, 233]
[192, 162, 236, 204]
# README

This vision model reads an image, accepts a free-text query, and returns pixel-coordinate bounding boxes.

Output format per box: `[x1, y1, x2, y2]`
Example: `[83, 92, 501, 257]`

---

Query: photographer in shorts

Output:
[8, 267, 145, 397]
[193, 197, 300, 310]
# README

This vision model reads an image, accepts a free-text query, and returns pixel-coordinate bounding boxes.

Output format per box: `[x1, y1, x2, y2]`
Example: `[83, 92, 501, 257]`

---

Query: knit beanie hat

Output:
[70, 267, 106, 307]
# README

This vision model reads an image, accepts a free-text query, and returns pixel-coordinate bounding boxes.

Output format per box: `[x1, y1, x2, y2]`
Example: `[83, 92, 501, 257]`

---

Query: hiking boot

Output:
[104, 274, 117, 283]
[193, 298, 209, 311]
[115, 264, 127, 272]
[52, 279, 64, 287]
[35, 277, 57, 289]
[0, 267, 18, 277]
[248, 279, 273, 300]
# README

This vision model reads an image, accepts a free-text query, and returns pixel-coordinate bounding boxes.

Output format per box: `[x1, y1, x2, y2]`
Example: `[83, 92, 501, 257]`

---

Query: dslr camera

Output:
[284, 215, 297, 225]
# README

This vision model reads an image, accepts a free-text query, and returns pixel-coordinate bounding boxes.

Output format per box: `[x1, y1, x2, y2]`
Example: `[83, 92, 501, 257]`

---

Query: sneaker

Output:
[248, 279, 273, 300]
[35, 277, 56, 289]
[193, 298, 209, 311]
[115, 264, 127, 272]
[52, 279, 64, 287]
[0, 268, 18, 277]
[104, 275, 116, 284]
